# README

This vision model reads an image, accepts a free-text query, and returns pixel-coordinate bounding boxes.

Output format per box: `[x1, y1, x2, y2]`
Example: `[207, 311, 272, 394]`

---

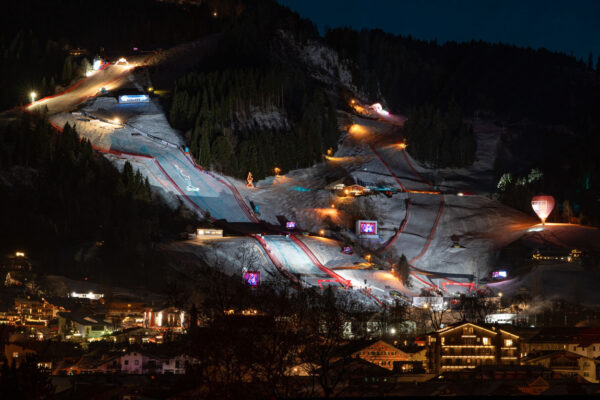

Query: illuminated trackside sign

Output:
[356, 220, 378, 237]
[244, 271, 260, 287]
[286, 221, 296, 229]
[118, 94, 150, 104]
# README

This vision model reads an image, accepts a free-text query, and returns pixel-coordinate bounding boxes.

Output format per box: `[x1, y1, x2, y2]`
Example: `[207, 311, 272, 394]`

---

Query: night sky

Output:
[278, 0, 600, 63]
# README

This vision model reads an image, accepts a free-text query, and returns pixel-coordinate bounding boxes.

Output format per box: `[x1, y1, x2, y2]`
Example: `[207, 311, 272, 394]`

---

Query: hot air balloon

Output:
[531, 195, 555, 225]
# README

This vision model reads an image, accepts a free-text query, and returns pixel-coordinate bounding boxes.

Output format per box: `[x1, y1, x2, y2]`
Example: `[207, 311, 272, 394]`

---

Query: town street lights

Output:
[30, 91, 36, 104]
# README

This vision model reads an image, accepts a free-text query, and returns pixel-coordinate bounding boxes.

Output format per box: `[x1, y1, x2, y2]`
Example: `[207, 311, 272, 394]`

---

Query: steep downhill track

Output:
[23, 56, 256, 223]
[369, 139, 462, 292]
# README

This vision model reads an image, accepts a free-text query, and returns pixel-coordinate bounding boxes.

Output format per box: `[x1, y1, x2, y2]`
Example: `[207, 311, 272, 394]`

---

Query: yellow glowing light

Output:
[344, 189, 349, 195]
[349, 124, 368, 135]
[274, 167, 281, 176]
[213, 11, 218, 17]
[326, 148, 333, 156]
[148, 86, 154, 92]
[398, 142, 407, 149]
[15, 251, 25, 257]
[331, 203, 335, 208]
[319, 229, 325, 236]
[365, 254, 372, 262]
[113, 118, 120, 124]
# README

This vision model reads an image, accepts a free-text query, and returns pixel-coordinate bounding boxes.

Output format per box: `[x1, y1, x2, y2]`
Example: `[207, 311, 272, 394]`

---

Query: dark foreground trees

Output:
[181, 283, 408, 399]
[0, 356, 54, 400]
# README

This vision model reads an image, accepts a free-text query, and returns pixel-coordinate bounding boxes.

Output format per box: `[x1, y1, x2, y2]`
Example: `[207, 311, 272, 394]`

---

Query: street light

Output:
[274, 167, 281, 176]
[30, 92, 37, 103]
[319, 229, 325, 237]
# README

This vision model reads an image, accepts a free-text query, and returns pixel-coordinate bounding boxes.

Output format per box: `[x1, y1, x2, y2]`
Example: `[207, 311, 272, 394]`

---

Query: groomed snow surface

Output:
[36, 57, 600, 309]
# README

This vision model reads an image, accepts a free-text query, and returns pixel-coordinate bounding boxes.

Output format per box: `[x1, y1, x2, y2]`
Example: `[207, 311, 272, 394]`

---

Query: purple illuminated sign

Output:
[286, 221, 296, 229]
[492, 271, 507, 279]
[244, 271, 260, 286]
[360, 222, 376, 235]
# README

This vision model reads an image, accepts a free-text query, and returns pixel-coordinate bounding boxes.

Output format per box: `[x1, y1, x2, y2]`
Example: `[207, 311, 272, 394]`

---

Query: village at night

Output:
[1, 0, 600, 398]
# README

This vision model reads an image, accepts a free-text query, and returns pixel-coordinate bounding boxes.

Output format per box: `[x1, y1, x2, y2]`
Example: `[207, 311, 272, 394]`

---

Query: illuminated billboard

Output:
[356, 220, 378, 237]
[492, 270, 508, 279]
[243, 271, 260, 287]
[286, 221, 296, 229]
[118, 94, 150, 104]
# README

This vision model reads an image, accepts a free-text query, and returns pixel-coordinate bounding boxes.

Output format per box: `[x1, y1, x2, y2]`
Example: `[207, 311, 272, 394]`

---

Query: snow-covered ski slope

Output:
[31, 61, 256, 223]
[26, 44, 576, 306]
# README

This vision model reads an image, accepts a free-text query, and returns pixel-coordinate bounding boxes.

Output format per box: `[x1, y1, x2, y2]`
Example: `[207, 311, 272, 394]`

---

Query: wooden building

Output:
[426, 322, 520, 374]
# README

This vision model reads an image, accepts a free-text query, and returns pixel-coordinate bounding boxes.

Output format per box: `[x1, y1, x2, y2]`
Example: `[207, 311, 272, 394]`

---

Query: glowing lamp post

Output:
[274, 167, 281, 176]
[531, 195, 555, 225]
[30, 92, 37, 104]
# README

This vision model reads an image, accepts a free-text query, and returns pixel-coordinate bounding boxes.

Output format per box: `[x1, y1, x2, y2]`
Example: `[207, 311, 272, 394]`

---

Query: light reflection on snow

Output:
[528, 227, 545, 232]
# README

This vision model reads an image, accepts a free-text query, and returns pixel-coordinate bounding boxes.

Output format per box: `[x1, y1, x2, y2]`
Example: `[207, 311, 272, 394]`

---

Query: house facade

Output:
[522, 327, 600, 359]
[121, 351, 164, 374]
[426, 322, 520, 374]
[351, 340, 426, 371]
[523, 350, 600, 383]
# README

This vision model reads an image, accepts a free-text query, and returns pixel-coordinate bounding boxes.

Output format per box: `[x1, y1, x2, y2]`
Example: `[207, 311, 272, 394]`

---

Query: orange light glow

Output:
[273, 167, 281, 176]
[349, 124, 368, 135]
[374, 271, 397, 281]
[319, 229, 325, 236]
[315, 208, 339, 219]
[398, 142, 407, 149]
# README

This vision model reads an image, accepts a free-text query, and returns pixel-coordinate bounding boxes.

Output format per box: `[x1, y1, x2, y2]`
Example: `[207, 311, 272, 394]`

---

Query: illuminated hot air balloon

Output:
[531, 195, 555, 225]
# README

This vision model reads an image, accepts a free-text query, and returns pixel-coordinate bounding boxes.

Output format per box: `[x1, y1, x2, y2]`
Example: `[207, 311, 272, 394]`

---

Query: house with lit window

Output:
[522, 327, 600, 359]
[121, 351, 164, 374]
[522, 350, 600, 383]
[14, 296, 62, 326]
[426, 322, 520, 374]
[3, 343, 36, 368]
[143, 307, 187, 331]
[105, 298, 146, 324]
[57, 311, 112, 341]
[348, 339, 427, 371]
[162, 354, 200, 374]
